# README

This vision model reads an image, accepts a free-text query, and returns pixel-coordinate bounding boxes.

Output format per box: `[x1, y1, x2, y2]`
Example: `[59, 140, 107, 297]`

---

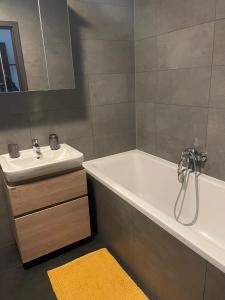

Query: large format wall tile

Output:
[216, 0, 225, 19]
[89, 73, 134, 106]
[94, 130, 135, 158]
[135, 37, 158, 72]
[83, 3, 133, 40]
[157, 23, 214, 69]
[213, 19, 225, 66]
[210, 66, 225, 108]
[155, 104, 208, 144]
[92, 103, 135, 139]
[157, 0, 215, 34]
[205, 109, 225, 180]
[29, 107, 93, 146]
[83, 40, 134, 74]
[0, 113, 31, 154]
[77, 0, 133, 7]
[157, 67, 211, 106]
[135, 72, 158, 102]
[136, 102, 155, 133]
[134, 0, 157, 40]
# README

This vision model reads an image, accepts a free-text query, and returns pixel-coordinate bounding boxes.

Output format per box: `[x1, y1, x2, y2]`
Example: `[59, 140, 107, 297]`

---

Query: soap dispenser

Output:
[49, 134, 60, 150]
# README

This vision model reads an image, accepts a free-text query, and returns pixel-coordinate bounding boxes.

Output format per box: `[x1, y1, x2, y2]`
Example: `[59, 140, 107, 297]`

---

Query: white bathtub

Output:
[83, 150, 225, 273]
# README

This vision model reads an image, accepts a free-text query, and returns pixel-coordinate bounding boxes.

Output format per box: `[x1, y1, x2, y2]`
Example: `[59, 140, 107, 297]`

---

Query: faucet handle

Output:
[32, 139, 39, 146]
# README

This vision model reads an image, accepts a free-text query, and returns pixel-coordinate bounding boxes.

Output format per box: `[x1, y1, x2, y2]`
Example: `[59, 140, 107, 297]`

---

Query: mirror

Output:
[0, 0, 75, 93]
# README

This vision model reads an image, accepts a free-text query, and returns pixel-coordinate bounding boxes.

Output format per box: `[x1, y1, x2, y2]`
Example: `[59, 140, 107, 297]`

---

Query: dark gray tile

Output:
[205, 142, 225, 181]
[29, 107, 93, 146]
[135, 71, 157, 102]
[135, 0, 157, 39]
[67, 136, 95, 161]
[94, 130, 135, 158]
[156, 134, 205, 164]
[210, 66, 225, 108]
[89, 73, 134, 106]
[213, 19, 225, 66]
[83, 3, 133, 40]
[157, 67, 211, 106]
[73, 0, 133, 7]
[0, 113, 31, 154]
[26, 84, 90, 113]
[60, 236, 105, 263]
[92, 102, 135, 139]
[132, 209, 206, 300]
[83, 40, 134, 74]
[155, 104, 208, 144]
[0, 215, 15, 248]
[93, 179, 135, 268]
[135, 37, 158, 72]
[216, 0, 225, 19]
[206, 108, 225, 180]
[207, 108, 225, 145]
[136, 129, 156, 155]
[204, 263, 225, 300]
[136, 102, 155, 133]
[0, 244, 21, 273]
[157, 0, 215, 34]
[157, 23, 214, 69]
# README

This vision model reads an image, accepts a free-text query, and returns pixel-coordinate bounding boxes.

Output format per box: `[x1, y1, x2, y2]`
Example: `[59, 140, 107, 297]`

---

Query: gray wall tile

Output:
[157, 67, 211, 106]
[216, 0, 225, 19]
[136, 102, 155, 133]
[77, 0, 133, 7]
[155, 104, 208, 144]
[83, 3, 133, 40]
[83, 40, 134, 74]
[157, 23, 214, 69]
[210, 66, 225, 108]
[135, 37, 158, 72]
[135, 72, 158, 102]
[213, 19, 225, 66]
[92, 102, 135, 139]
[94, 130, 135, 158]
[0, 113, 31, 155]
[205, 109, 225, 180]
[157, 0, 215, 34]
[89, 73, 134, 106]
[134, 0, 157, 40]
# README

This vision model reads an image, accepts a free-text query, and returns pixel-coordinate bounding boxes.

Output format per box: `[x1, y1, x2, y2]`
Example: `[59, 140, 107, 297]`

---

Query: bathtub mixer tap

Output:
[178, 148, 207, 183]
[175, 147, 207, 226]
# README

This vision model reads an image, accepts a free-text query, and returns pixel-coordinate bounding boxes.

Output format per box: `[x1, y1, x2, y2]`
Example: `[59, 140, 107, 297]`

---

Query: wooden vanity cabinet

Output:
[2, 170, 91, 263]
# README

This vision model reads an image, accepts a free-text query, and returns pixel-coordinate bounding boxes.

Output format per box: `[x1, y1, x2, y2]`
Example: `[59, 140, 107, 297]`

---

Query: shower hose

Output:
[174, 152, 200, 226]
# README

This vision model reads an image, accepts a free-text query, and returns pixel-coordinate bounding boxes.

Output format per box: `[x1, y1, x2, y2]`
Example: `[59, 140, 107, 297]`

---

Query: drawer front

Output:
[8, 170, 87, 217]
[15, 196, 91, 263]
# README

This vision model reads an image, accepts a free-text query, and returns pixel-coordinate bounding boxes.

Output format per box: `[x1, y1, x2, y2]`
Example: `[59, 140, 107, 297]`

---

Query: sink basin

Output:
[0, 144, 83, 183]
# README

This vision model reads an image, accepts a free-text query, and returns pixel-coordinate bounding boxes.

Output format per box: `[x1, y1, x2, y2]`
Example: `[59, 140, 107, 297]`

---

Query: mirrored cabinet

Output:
[0, 0, 75, 93]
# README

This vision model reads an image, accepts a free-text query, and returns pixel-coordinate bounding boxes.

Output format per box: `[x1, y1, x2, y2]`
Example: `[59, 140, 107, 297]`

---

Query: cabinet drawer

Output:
[7, 170, 87, 217]
[15, 196, 91, 263]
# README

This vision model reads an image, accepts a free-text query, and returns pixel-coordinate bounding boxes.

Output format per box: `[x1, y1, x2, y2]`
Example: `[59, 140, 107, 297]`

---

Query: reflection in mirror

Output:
[0, 0, 75, 93]
[0, 22, 27, 92]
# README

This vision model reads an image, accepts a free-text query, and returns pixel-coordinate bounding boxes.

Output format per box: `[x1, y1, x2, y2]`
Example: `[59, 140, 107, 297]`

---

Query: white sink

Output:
[0, 143, 83, 183]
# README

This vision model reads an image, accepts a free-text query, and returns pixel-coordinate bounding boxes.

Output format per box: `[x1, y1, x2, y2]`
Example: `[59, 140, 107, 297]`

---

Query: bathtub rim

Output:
[83, 149, 225, 274]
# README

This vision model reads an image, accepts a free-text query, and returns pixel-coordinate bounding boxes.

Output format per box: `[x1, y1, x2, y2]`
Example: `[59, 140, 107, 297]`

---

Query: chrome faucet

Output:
[178, 147, 207, 183]
[32, 139, 42, 159]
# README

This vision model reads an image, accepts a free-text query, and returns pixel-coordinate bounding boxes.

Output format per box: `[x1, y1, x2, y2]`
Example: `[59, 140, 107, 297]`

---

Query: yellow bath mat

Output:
[47, 248, 148, 300]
